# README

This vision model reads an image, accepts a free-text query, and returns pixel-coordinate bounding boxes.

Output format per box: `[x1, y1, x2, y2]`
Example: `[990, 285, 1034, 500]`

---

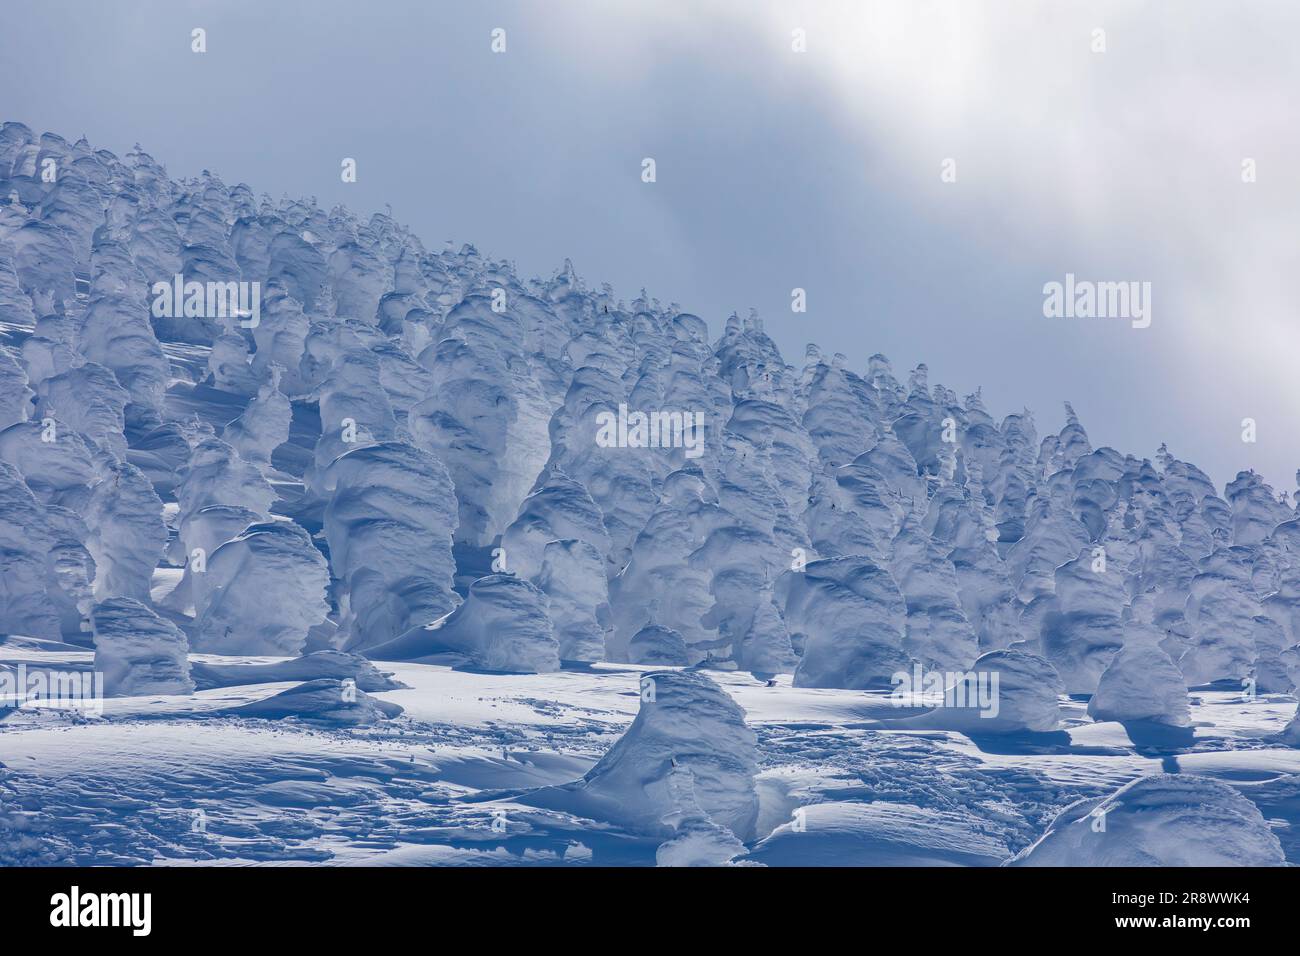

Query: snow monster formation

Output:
[524, 669, 759, 861]
[91, 597, 193, 697]
[1, 120, 1299, 734]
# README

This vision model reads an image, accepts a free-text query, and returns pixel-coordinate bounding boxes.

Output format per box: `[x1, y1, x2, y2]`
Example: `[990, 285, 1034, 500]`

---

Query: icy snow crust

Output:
[3, 123, 1300, 865]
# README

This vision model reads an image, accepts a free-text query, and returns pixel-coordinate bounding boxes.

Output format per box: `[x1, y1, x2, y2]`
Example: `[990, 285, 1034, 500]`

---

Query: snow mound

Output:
[899, 649, 1063, 734]
[626, 624, 691, 666]
[1011, 773, 1286, 866]
[189, 650, 405, 692]
[749, 800, 1010, 866]
[220, 678, 403, 726]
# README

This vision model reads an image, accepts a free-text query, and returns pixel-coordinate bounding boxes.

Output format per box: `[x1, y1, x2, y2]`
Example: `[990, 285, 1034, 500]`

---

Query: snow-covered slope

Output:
[2, 121, 1300, 866]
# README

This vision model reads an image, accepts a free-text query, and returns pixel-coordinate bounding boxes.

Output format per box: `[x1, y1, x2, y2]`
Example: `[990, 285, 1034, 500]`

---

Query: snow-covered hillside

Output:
[2, 122, 1299, 866]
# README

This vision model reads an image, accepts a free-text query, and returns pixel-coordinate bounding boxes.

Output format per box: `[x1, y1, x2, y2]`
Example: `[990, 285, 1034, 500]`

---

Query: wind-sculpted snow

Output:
[499, 468, 612, 583]
[0, 418, 102, 510]
[4, 122, 1300, 867]
[535, 539, 610, 662]
[79, 290, 170, 430]
[0, 460, 64, 639]
[368, 573, 560, 673]
[626, 623, 691, 666]
[890, 516, 979, 671]
[92, 597, 193, 697]
[192, 520, 330, 656]
[219, 678, 403, 726]
[0, 347, 32, 430]
[538, 366, 659, 575]
[0, 244, 38, 331]
[651, 766, 752, 867]
[1087, 641, 1190, 726]
[723, 399, 817, 518]
[189, 649, 405, 693]
[1010, 774, 1286, 866]
[800, 357, 882, 469]
[33, 362, 129, 458]
[83, 459, 166, 603]
[781, 555, 910, 689]
[323, 441, 459, 650]
[1181, 546, 1263, 686]
[43, 504, 96, 637]
[222, 364, 291, 468]
[1226, 470, 1293, 547]
[893, 649, 1063, 734]
[9, 220, 77, 312]
[733, 585, 799, 677]
[169, 434, 275, 567]
[693, 451, 802, 672]
[411, 296, 558, 547]
[926, 477, 1025, 652]
[525, 670, 760, 843]
[607, 470, 721, 662]
[1039, 549, 1127, 694]
[1006, 497, 1090, 604]
[311, 349, 403, 487]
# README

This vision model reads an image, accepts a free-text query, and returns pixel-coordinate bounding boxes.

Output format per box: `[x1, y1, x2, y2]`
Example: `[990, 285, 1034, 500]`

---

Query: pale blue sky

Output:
[3, 0, 1296, 492]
